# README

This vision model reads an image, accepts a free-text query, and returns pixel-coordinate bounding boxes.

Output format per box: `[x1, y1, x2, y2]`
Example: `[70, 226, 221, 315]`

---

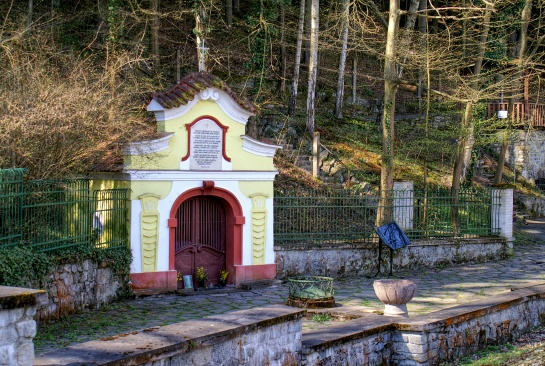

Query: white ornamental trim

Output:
[241, 136, 282, 157]
[123, 133, 174, 156]
[146, 88, 253, 125]
[124, 170, 278, 181]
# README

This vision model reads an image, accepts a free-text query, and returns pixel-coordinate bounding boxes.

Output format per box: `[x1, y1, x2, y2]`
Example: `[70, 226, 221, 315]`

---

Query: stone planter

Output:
[373, 279, 416, 317]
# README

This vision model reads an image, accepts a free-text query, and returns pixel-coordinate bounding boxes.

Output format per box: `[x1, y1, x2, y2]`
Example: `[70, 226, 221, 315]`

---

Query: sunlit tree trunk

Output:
[335, 0, 350, 119]
[305, 0, 319, 134]
[377, 0, 400, 226]
[288, 0, 306, 116]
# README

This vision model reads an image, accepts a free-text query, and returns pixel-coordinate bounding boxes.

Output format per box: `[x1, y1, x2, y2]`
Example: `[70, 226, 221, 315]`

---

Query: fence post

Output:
[491, 188, 513, 248]
[393, 181, 414, 230]
[312, 132, 320, 178]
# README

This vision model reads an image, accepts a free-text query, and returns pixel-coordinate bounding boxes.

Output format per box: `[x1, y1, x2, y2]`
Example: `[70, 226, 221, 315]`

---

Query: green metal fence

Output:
[93, 189, 130, 250]
[0, 169, 26, 247]
[0, 169, 130, 253]
[274, 187, 501, 246]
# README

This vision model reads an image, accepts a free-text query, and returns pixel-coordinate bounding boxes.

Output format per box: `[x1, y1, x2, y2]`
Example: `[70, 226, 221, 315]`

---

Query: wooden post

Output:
[312, 132, 320, 178]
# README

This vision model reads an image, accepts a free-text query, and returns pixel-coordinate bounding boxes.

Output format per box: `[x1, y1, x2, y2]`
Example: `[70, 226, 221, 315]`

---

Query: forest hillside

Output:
[1, 0, 544, 197]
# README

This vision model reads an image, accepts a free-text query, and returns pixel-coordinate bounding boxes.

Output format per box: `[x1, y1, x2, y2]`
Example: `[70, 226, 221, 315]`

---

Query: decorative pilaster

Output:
[139, 194, 161, 272]
[250, 193, 268, 265]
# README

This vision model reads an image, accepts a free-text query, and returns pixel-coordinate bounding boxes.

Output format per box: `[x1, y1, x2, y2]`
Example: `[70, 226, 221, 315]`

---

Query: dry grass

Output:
[0, 28, 158, 179]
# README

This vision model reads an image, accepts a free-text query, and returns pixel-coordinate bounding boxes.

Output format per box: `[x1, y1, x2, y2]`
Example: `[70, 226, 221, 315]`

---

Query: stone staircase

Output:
[280, 141, 358, 190]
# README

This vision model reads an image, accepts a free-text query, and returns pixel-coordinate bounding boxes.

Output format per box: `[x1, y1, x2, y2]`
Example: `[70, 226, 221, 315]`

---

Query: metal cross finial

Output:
[197, 39, 209, 72]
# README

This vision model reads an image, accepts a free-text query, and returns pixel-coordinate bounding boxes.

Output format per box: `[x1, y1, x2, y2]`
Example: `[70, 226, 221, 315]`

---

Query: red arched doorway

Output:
[168, 182, 244, 287]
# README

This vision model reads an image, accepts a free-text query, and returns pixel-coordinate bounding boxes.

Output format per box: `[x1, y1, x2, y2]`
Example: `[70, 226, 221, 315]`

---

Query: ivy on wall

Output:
[0, 244, 133, 298]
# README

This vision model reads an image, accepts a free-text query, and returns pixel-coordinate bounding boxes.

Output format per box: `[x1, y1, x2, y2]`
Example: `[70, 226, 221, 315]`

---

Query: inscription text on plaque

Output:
[189, 119, 223, 170]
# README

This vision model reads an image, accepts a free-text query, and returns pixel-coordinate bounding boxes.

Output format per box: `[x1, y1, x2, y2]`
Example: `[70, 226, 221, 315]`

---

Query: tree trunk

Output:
[304, 0, 311, 64]
[396, 0, 419, 79]
[226, 0, 233, 26]
[305, 0, 319, 134]
[152, 0, 160, 72]
[280, 5, 287, 93]
[377, 0, 400, 226]
[495, 0, 532, 184]
[27, 0, 33, 28]
[195, 3, 207, 72]
[335, 0, 350, 119]
[288, 0, 306, 116]
[451, 3, 493, 191]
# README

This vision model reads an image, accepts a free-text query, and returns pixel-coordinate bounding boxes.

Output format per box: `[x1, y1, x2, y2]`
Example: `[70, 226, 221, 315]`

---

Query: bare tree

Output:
[494, 0, 533, 184]
[377, 0, 400, 226]
[451, 2, 494, 193]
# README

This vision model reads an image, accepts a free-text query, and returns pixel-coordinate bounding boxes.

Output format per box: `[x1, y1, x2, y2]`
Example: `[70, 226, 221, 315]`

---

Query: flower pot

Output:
[373, 279, 416, 318]
[219, 279, 227, 287]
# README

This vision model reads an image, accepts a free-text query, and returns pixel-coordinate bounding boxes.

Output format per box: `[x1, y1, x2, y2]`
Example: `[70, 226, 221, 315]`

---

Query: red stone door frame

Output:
[168, 181, 244, 286]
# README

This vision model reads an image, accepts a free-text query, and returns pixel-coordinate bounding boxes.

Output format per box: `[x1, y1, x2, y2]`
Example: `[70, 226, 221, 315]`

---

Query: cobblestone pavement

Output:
[35, 219, 545, 356]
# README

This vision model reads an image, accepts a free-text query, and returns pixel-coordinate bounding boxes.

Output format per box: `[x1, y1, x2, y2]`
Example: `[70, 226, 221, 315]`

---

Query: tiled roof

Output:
[147, 72, 256, 113]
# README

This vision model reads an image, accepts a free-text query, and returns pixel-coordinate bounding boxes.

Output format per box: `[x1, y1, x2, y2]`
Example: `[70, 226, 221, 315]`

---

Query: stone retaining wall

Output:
[34, 305, 304, 366]
[515, 191, 545, 217]
[33, 259, 124, 324]
[275, 238, 511, 279]
[34, 284, 545, 365]
[506, 130, 545, 181]
[301, 284, 545, 365]
[0, 286, 43, 366]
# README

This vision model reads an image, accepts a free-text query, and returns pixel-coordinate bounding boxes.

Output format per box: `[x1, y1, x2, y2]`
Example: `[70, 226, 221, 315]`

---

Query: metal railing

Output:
[274, 187, 500, 246]
[0, 169, 130, 253]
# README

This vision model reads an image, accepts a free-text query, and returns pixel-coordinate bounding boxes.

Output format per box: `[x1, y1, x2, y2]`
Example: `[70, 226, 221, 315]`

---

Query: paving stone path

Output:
[35, 219, 545, 356]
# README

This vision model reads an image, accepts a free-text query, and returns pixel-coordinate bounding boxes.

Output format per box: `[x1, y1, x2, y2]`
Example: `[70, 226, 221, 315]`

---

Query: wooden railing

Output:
[487, 102, 545, 128]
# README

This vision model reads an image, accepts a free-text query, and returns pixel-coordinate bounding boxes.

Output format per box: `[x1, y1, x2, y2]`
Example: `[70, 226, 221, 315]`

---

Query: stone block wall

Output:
[0, 286, 43, 366]
[275, 238, 511, 279]
[505, 130, 545, 180]
[393, 286, 545, 365]
[302, 317, 394, 366]
[301, 284, 545, 366]
[33, 259, 123, 323]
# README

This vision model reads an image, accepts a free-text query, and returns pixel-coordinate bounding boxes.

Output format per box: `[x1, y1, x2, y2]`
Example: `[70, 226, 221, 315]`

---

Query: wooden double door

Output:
[174, 196, 226, 287]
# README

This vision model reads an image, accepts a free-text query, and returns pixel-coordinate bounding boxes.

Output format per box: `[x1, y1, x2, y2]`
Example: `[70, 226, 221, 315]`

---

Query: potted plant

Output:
[195, 267, 208, 289]
[218, 269, 229, 287]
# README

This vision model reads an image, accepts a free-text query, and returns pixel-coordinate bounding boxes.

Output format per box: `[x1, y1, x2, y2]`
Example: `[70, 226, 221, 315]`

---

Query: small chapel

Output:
[110, 72, 281, 290]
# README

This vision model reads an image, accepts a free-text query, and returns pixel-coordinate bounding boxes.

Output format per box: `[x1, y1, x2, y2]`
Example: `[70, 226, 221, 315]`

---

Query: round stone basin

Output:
[286, 276, 335, 308]
[373, 279, 416, 317]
